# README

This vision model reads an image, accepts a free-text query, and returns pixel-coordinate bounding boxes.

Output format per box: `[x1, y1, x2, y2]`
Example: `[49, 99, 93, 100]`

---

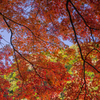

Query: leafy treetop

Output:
[0, 0, 100, 99]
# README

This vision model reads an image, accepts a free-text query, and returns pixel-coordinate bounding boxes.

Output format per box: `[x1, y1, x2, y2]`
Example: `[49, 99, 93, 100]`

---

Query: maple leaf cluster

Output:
[0, 0, 100, 100]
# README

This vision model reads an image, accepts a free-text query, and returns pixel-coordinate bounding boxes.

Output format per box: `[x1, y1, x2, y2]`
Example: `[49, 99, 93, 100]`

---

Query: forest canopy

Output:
[0, 0, 100, 100]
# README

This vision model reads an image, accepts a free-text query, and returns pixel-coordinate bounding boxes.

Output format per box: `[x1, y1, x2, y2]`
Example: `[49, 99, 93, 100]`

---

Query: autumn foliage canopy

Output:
[0, 0, 100, 100]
